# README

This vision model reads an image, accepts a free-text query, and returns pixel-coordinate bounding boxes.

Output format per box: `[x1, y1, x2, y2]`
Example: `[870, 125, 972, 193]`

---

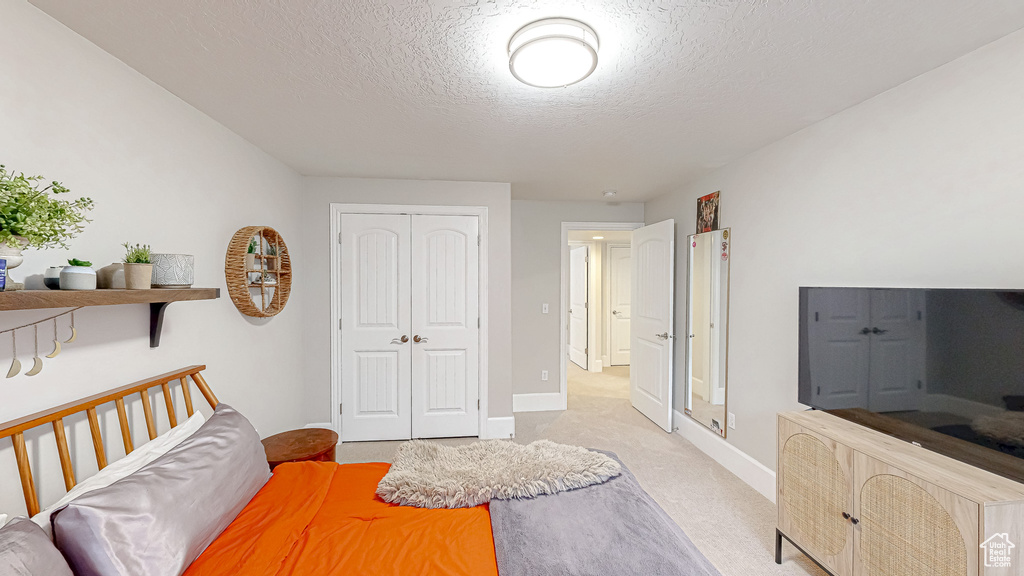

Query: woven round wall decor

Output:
[225, 226, 292, 318]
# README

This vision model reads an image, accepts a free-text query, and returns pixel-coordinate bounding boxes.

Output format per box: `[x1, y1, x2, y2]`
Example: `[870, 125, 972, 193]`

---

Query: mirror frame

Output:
[684, 228, 731, 437]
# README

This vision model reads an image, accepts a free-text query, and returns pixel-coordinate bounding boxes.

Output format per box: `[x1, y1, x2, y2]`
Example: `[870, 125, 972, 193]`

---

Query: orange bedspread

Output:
[184, 462, 499, 576]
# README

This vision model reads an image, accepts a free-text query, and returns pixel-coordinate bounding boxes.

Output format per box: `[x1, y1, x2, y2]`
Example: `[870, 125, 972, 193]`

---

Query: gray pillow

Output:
[0, 517, 74, 576]
[53, 403, 270, 576]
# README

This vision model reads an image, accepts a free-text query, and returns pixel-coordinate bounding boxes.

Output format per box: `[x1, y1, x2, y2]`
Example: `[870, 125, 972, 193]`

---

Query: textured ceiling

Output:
[29, 0, 1024, 201]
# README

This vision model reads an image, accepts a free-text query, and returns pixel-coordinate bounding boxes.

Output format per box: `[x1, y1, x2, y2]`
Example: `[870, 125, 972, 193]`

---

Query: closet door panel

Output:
[340, 214, 412, 441]
[411, 215, 480, 438]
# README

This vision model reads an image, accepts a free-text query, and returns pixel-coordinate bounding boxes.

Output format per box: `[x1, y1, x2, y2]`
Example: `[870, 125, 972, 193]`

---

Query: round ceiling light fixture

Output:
[508, 18, 599, 88]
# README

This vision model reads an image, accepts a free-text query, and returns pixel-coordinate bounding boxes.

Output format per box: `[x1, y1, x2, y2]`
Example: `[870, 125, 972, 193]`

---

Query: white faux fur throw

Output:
[376, 440, 622, 509]
[972, 411, 1024, 447]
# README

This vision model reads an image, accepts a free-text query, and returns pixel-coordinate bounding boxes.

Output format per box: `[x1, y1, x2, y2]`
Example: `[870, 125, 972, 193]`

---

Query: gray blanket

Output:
[489, 451, 721, 576]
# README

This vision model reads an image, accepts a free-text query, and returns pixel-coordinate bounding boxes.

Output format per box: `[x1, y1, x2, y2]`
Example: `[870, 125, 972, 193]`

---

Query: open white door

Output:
[630, 219, 675, 432]
[410, 215, 480, 438]
[568, 245, 589, 369]
[339, 214, 412, 441]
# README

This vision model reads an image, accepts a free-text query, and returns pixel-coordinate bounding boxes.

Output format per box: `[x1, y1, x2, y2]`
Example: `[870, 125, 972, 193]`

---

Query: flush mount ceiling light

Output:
[508, 18, 599, 88]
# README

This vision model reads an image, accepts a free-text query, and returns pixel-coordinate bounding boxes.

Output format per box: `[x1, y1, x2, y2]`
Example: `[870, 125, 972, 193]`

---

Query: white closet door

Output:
[568, 245, 589, 369]
[630, 219, 675, 433]
[410, 215, 480, 438]
[609, 245, 632, 366]
[867, 289, 924, 412]
[339, 214, 412, 441]
[806, 288, 871, 410]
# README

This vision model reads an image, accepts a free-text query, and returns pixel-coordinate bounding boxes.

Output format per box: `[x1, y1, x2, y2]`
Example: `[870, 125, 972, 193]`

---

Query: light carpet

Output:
[336, 363, 825, 576]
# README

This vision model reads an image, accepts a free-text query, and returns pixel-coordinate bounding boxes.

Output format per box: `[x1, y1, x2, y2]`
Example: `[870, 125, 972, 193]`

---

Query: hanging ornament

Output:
[46, 319, 61, 358]
[6, 331, 20, 379]
[25, 325, 43, 376]
[65, 311, 77, 343]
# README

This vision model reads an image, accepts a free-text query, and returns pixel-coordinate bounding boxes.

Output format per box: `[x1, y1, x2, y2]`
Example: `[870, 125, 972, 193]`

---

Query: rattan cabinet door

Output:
[778, 416, 856, 576]
[853, 452, 979, 576]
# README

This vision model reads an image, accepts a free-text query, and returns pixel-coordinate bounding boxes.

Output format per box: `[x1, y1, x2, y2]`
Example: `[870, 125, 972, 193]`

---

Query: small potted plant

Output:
[0, 165, 93, 271]
[266, 244, 279, 270]
[122, 243, 152, 290]
[245, 237, 258, 269]
[59, 258, 96, 290]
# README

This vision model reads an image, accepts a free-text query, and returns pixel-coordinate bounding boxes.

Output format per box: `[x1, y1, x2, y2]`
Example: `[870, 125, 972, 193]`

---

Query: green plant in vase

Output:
[122, 242, 153, 290]
[0, 165, 94, 272]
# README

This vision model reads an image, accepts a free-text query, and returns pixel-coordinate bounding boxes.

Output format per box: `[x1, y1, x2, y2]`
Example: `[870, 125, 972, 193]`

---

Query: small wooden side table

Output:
[262, 428, 338, 471]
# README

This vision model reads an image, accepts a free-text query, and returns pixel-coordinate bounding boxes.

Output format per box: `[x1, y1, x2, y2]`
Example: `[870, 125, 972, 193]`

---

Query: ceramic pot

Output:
[43, 266, 63, 290]
[59, 266, 96, 290]
[96, 263, 125, 289]
[151, 254, 194, 288]
[123, 263, 153, 290]
[0, 236, 29, 269]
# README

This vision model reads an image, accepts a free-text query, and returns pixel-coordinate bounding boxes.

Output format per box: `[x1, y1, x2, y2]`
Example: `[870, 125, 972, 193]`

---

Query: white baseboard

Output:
[674, 410, 776, 503]
[313, 419, 516, 440]
[513, 392, 563, 412]
[484, 416, 516, 439]
[589, 359, 603, 373]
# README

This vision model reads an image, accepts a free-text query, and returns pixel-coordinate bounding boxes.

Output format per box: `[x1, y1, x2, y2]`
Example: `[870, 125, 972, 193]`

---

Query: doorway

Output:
[560, 222, 643, 410]
[330, 204, 490, 442]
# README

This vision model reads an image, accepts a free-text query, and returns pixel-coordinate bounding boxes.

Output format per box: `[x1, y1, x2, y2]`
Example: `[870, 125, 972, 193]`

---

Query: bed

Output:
[1, 366, 719, 576]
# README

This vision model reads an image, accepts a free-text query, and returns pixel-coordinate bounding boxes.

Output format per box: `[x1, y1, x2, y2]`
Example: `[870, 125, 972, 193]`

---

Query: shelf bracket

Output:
[150, 302, 171, 348]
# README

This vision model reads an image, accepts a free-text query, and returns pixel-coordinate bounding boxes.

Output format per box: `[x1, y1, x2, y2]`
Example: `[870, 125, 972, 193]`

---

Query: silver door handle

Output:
[656, 332, 672, 340]
[413, 335, 429, 343]
[612, 310, 621, 315]
[390, 335, 409, 344]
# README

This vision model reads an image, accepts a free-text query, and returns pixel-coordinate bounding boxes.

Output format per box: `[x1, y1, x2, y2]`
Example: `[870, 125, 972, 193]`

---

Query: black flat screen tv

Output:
[798, 287, 1024, 483]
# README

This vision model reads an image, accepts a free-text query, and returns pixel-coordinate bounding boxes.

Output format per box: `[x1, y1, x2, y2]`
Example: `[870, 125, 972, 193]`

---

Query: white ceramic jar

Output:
[59, 266, 97, 290]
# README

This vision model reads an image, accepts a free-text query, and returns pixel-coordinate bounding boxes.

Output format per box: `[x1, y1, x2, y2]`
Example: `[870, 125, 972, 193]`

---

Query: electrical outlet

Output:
[728, 412, 736, 429]
[541, 370, 549, 381]
[542, 303, 549, 314]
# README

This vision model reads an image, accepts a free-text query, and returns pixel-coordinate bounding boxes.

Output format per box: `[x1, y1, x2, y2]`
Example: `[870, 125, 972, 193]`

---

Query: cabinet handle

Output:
[851, 517, 860, 525]
[842, 512, 851, 520]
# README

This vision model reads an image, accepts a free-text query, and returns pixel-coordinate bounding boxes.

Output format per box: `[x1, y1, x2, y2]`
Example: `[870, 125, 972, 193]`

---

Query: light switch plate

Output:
[541, 370, 549, 381]
[542, 303, 549, 314]
[728, 412, 736, 429]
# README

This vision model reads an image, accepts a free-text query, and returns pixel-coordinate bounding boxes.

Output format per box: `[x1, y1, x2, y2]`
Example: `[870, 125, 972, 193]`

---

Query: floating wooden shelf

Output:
[0, 288, 220, 348]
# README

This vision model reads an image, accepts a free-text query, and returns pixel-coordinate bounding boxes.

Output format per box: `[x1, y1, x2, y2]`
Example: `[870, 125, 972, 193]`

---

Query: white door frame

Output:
[559, 222, 644, 410]
[331, 203, 489, 440]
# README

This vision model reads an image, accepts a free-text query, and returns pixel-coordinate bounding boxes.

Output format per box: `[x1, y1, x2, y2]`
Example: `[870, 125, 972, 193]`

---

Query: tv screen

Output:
[798, 287, 1024, 482]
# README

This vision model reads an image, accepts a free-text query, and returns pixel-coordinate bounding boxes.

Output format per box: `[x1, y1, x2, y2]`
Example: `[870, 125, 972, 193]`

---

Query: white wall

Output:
[511, 200, 644, 397]
[299, 177, 513, 421]
[647, 28, 1024, 471]
[0, 0, 306, 515]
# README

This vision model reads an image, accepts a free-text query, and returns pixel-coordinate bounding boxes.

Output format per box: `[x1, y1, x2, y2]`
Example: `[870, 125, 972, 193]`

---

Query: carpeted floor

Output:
[336, 363, 824, 576]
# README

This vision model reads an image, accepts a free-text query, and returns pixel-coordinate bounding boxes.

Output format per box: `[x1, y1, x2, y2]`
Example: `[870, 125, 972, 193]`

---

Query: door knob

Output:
[872, 327, 888, 335]
[656, 332, 670, 340]
[390, 335, 409, 344]
[413, 335, 429, 343]
[860, 327, 871, 335]
[612, 310, 621, 315]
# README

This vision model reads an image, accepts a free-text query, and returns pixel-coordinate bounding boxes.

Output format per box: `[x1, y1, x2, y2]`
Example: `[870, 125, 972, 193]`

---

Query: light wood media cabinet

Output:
[776, 410, 1024, 576]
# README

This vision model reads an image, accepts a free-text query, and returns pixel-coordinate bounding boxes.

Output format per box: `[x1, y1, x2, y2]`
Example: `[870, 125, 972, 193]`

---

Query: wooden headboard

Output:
[0, 365, 218, 516]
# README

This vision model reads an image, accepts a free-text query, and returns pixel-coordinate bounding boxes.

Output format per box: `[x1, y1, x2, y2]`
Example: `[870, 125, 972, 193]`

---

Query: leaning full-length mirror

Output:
[685, 228, 731, 436]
